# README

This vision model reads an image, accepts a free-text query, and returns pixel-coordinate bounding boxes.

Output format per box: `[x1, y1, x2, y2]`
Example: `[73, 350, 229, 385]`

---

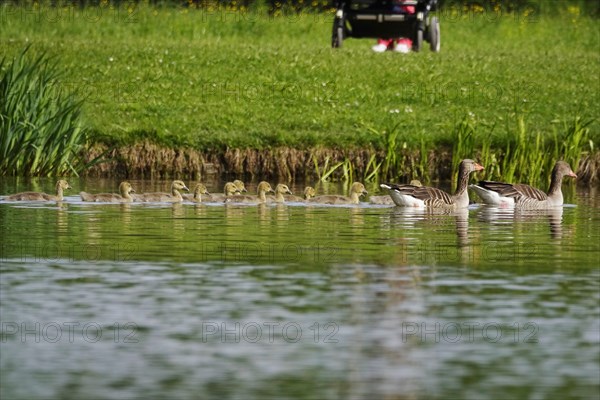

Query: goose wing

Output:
[383, 184, 453, 206]
[478, 181, 548, 201]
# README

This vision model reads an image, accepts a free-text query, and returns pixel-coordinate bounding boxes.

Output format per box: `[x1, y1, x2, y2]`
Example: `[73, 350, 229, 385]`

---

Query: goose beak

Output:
[569, 172, 577, 178]
[183, 185, 190, 192]
[205, 190, 211, 195]
[475, 163, 485, 171]
[286, 189, 293, 195]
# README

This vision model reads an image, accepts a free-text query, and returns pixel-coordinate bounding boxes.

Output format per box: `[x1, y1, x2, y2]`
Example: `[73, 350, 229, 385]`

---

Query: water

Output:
[1, 179, 599, 400]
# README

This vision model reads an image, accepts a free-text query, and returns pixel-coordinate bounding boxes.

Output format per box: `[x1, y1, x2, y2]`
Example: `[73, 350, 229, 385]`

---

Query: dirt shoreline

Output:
[82, 141, 599, 184]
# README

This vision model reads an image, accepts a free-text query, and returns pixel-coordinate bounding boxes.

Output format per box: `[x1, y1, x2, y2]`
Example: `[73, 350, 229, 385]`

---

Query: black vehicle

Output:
[331, 0, 440, 52]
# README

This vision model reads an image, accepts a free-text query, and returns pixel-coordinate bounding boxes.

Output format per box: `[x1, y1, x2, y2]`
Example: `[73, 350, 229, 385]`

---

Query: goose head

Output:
[257, 181, 275, 195]
[460, 159, 485, 174]
[350, 182, 368, 197]
[554, 161, 577, 179]
[233, 180, 248, 193]
[275, 184, 292, 195]
[193, 183, 210, 197]
[119, 182, 135, 196]
[172, 180, 189, 193]
[547, 161, 577, 199]
[56, 180, 72, 191]
[348, 182, 368, 204]
[304, 186, 316, 199]
[224, 182, 241, 196]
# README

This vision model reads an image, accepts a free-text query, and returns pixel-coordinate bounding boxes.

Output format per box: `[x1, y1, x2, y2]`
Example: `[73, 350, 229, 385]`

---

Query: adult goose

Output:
[469, 161, 577, 209]
[285, 187, 316, 202]
[80, 182, 136, 203]
[137, 180, 189, 202]
[224, 181, 274, 204]
[183, 183, 210, 203]
[207, 182, 241, 202]
[308, 182, 368, 205]
[370, 180, 422, 205]
[381, 159, 484, 209]
[4, 180, 71, 201]
[268, 184, 293, 203]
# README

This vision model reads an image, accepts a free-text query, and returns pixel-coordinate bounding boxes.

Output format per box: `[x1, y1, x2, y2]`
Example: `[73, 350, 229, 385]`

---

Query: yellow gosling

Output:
[233, 180, 248, 193]
[80, 182, 136, 203]
[268, 184, 293, 203]
[138, 180, 189, 202]
[284, 186, 316, 202]
[5, 180, 71, 201]
[225, 181, 274, 204]
[208, 182, 241, 201]
[308, 182, 368, 205]
[183, 183, 210, 203]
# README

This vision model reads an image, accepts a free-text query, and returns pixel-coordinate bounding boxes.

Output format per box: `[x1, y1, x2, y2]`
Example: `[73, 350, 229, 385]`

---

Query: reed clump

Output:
[0, 47, 87, 176]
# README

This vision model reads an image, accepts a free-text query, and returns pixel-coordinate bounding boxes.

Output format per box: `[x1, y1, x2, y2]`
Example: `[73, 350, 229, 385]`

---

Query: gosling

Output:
[137, 180, 189, 202]
[183, 183, 210, 203]
[308, 182, 368, 205]
[224, 181, 274, 204]
[4, 180, 71, 201]
[80, 182, 136, 203]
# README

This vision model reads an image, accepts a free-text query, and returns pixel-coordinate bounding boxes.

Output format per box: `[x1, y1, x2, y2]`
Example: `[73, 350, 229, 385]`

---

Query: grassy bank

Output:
[0, 2, 598, 182]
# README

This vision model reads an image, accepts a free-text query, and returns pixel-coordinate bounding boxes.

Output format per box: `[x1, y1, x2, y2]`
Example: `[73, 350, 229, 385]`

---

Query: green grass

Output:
[0, 2, 598, 181]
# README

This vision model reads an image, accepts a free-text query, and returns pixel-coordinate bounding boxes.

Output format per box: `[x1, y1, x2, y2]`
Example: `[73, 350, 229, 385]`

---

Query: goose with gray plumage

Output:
[469, 161, 576, 209]
[370, 180, 422, 205]
[381, 159, 484, 209]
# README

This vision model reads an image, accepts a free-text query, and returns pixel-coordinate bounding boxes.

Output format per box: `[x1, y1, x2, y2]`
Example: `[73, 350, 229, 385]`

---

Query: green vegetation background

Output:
[0, 1, 598, 179]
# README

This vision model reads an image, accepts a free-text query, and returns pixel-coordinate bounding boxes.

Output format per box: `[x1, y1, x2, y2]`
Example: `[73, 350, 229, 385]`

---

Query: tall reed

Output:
[451, 116, 476, 182]
[0, 47, 87, 176]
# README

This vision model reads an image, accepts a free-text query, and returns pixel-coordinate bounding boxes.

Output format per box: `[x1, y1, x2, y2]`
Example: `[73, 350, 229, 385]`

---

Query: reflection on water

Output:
[478, 206, 567, 240]
[0, 179, 599, 400]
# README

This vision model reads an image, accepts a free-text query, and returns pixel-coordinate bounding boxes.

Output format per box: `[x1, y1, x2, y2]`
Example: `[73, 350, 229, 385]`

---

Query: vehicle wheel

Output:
[429, 17, 440, 52]
[332, 19, 344, 48]
[413, 29, 423, 52]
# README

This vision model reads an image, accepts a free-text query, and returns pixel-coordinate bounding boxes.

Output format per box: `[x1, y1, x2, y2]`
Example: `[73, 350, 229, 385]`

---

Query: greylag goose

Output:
[183, 183, 210, 203]
[5, 180, 71, 201]
[138, 180, 189, 202]
[381, 159, 484, 209]
[268, 184, 293, 203]
[308, 182, 368, 205]
[370, 180, 422, 205]
[224, 181, 274, 204]
[469, 161, 577, 209]
[207, 182, 241, 201]
[284, 186, 316, 202]
[80, 182, 136, 203]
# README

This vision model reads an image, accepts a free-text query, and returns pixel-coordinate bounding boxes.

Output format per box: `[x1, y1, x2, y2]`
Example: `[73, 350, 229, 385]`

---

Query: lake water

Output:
[1, 179, 599, 400]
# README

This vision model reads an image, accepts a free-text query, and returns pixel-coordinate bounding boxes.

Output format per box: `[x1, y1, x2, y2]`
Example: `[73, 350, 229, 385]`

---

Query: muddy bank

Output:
[83, 141, 599, 184]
